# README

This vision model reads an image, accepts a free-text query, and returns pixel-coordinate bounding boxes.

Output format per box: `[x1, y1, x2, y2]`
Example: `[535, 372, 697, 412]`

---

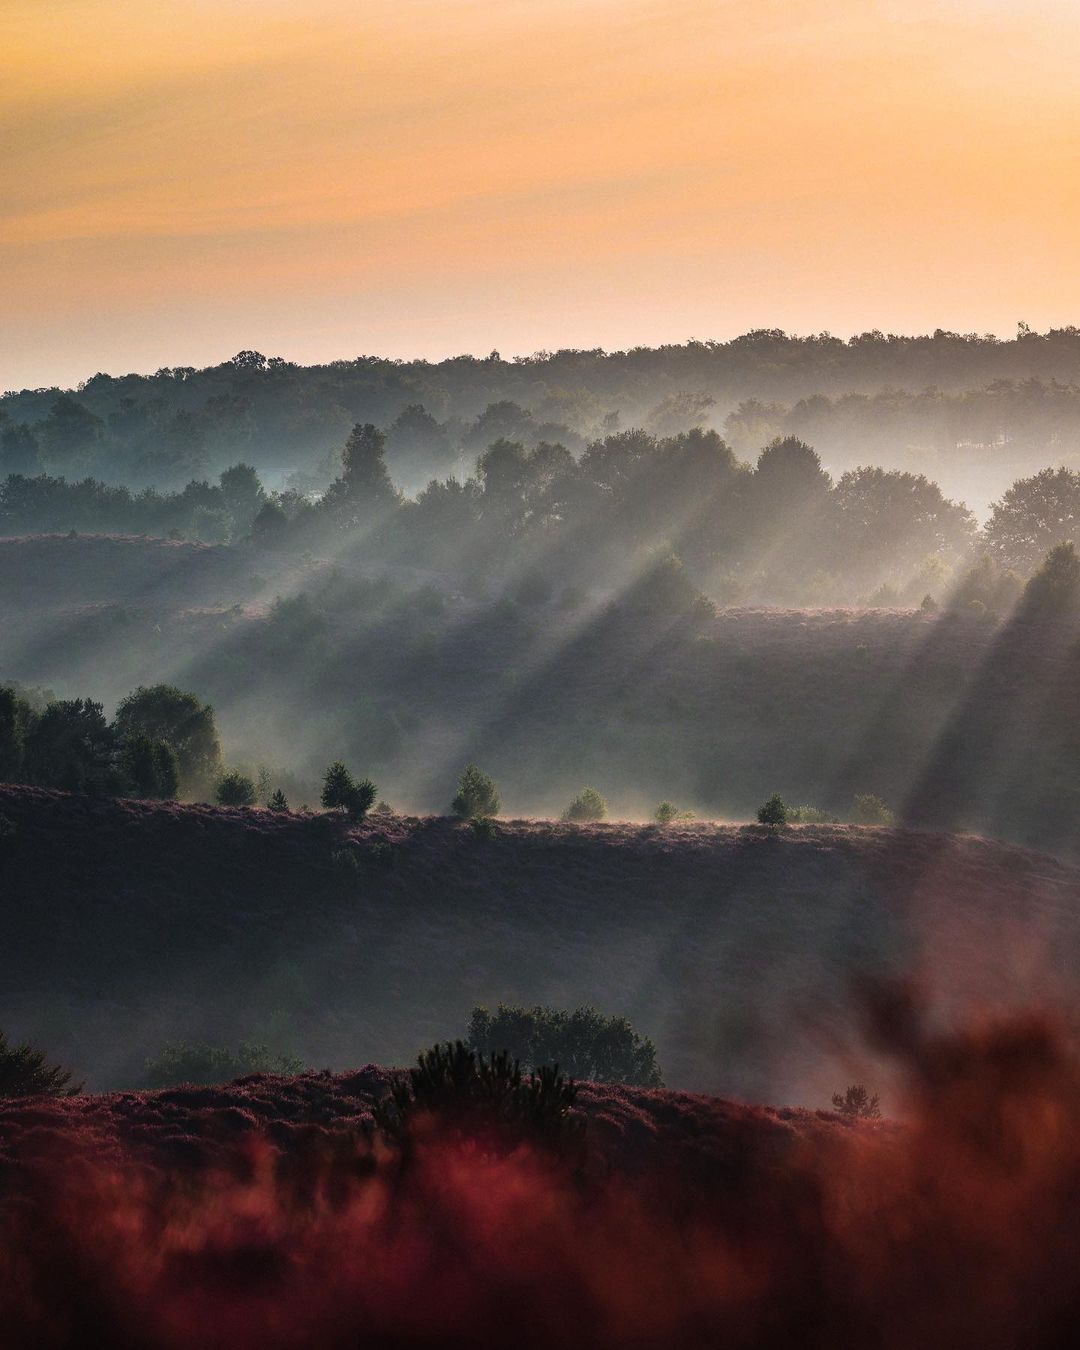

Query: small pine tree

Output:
[321, 762, 376, 819]
[268, 788, 289, 811]
[757, 793, 787, 826]
[215, 770, 257, 807]
[322, 761, 357, 812]
[654, 801, 678, 826]
[451, 763, 500, 819]
[831, 1084, 881, 1120]
[563, 787, 608, 823]
[0, 1030, 81, 1098]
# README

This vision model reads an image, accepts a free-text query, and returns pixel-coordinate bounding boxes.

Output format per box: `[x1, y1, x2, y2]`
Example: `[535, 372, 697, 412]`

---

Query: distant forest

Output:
[5, 328, 1080, 505]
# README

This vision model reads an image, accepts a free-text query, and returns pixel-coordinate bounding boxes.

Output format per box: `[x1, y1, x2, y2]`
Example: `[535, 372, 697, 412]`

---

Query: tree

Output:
[562, 787, 608, 823]
[23, 698, 117, 794]
[757, 793, 788, 826]
[0, 422, 42, 476]
[144, 1041, 303, 1088]
[985, 467, 1080, 573]
[831, 1084, 881, 1120]
[655, 801, 678, 826]
[1020, 541, 1080, 615]
[467, 1004, 663, 1087]
[37, 395, 103, 471]
[0, 687, 24, 781]
[112, 685, 222, 798]
[321, 761, 377, 819]
[121, 734, 179, 799]
[218, 463, 266, 533]
[268, 788, 289, 811]
[215, 770, 257, 806]
[850, 793, 895, 825]
[0, 1029, 81, 1098]
[252, 499, 288, 544]
[451, 763, 500, 819]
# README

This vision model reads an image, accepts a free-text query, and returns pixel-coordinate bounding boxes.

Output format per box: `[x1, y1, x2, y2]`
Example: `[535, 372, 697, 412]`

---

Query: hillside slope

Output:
[3, 785, 1079, 1101]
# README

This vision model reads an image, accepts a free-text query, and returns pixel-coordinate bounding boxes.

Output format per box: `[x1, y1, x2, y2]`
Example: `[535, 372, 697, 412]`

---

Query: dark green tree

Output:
[321, 761, 376, 818]
[451, 763, 500, 818]
[112, 685, 222, 798]
[0, 687, 24, 781]
[0, 1030, 81, 1098]
[144, 1041, 303, 1088]
[757, 793, 788, 826]
[23, 698, 117, 794]
[562, 787, 608, 822]
[121, 734, 179, 799]
[467, 1004, 663, 1087]
[215, 770, 257, 806]
[268, 788, 289, 811]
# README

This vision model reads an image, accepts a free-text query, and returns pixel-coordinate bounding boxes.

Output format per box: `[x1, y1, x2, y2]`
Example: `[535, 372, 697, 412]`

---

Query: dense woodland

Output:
[5, 328, 1080, 504]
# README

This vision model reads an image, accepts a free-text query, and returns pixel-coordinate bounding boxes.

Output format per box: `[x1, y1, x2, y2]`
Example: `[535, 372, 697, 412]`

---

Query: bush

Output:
[321, 761, 377, 819]
[451, 763, 500, 819]
[0, 1029, 81, 1098]
[562, 787, 608, 823]
[144, 1041, 304, 1089]
[268, 788, 289, 811]
[850, 793, 895, 825]
[215, 770, 257, 806]
[467, 1003, 663, 1087]
[372, 1040, 580, 1154]
[653, 801, 695, 826]
[831, 1084, 881, 1120]
[757, 793, 787, 826]
[787, 804, 836, 824]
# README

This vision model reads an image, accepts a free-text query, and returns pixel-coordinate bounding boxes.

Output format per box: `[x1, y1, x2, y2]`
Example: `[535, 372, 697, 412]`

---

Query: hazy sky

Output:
[4, 0, 1080, 390]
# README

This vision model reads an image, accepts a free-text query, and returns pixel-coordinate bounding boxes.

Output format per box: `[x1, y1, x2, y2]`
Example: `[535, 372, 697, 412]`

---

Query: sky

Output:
[4, 0, 1080, 391]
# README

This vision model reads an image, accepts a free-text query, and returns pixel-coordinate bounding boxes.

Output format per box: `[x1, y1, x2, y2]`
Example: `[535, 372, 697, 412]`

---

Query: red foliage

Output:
[2, 1000, 1080, 1349]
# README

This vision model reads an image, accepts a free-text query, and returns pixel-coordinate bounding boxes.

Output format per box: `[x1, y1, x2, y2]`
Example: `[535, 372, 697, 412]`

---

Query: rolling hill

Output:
[3, 784, 1079, 1103]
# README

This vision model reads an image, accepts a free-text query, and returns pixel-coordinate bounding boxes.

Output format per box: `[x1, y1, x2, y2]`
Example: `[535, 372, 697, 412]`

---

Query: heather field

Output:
[4, 785, 1080, 1104]
[2, 1003, 1079, 1350]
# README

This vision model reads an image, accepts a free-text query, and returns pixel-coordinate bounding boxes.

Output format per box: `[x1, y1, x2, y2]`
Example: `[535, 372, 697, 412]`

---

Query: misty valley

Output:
[6, 331, 1080, 1348]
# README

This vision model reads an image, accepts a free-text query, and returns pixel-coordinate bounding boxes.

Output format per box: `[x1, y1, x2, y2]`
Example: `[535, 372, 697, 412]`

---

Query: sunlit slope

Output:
[3, 785, 1079, 1101]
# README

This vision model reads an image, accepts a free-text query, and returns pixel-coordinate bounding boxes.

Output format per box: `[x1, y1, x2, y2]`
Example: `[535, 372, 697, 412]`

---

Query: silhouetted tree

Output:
[467, 1003, 663, 1087]
[0, 1029, 81, 1098]
[23, 698, 117, 794]
[451, 763, 500, 819]
[985, 467, 1080, 573]
[321, 761, 376, 818]
[121, 734, 179, 799]
[112, 685, 222, 798]
[215, 770, 257, 806]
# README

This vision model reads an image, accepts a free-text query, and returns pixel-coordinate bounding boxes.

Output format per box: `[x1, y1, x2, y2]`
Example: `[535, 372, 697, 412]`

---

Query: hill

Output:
[3, 784, 1079, 1102]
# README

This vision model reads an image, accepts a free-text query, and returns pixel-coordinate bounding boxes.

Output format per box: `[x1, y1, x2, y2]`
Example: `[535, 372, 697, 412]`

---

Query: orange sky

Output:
[4, 0, 1080, 390]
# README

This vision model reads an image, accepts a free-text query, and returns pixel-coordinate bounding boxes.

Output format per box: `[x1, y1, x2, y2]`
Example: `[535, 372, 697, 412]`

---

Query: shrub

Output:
[850, 793, 895, 825]
[653, 801, 696, 826]
[267, 788, 289, 811]
[321, 762, 377, 819]
[563, 787, 608, 823]
[451, 763, 500, 819]
[757, 793, 787, 826]
[215, 770, 257, 807]
[0, 1029, 81, 1098]
[372, 1040, 580, 1154]
[467, 1003, 663, 1088]
[787, 804, 836, 823]
[144, 1041, 304, 1089]
[471, 815, 497, 840]
[831, 1084, 881, 1120]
